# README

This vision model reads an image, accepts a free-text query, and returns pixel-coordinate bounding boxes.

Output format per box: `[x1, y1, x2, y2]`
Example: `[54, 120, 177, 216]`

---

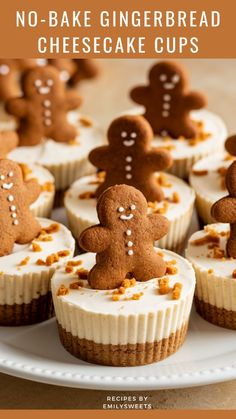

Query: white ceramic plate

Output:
[0, 209, 236, 390]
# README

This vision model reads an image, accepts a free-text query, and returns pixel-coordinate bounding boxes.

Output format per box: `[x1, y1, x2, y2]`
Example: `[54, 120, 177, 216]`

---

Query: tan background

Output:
[1, 59, 236, 409]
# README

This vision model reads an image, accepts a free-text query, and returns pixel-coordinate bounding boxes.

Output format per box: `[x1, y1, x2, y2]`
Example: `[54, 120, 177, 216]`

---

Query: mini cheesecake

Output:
[65, 172, 195, 252]
[189, 153, 234, 225]
[186, 223, 236, 330]
[52, 249, 195, 366]
[0, 218, 75, 326]
[124, 107, 227, 179]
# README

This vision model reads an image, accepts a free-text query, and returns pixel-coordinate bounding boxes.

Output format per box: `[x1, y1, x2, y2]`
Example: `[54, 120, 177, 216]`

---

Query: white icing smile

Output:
[123, 140, 135, 147]
[120, 213, 134, 221]
[164, 82, 175, 90]
[2, 182, 13, 190]
[38, 86, 51, 95]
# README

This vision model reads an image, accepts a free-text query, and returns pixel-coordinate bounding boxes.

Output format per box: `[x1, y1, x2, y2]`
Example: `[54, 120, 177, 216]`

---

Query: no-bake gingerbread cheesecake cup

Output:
[0, 159, 75, 326]
[128, 61, 227, 179]
[65, 115, 195, 251]
[52, 184, 196, 366]
[6, 65, 104, 194]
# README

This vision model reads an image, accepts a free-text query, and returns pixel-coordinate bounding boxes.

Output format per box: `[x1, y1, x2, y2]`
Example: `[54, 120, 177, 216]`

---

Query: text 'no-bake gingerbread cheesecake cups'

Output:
[65, 115, 195, 251]
[127, 61, 227, 179]
[5, 64, 104, 193]
[0, 159, 75, 326]
[52, 184, 196, 366]
[187, 145, 236, 330]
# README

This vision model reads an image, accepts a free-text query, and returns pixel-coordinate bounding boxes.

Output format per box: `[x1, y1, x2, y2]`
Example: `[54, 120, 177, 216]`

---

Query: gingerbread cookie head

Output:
[89, 115, 172, 202]
[0, 159, 41, 256]
[0, 131, 18, 158]
[149, 61, 188, 95]
[21, 65, 64, 100]
[130, 60, 207, 139]
[225, 135, 236, 157]
[107, 114, 153, 151]
[79, 184, 169, 290]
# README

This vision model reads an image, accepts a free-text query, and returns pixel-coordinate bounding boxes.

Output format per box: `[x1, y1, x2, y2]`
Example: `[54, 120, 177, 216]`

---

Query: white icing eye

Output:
[60, 70, 70, 82]
[118, 206, 125, 213]
[8, 171, 13, 177]
[130, 132, 137, 139]
[0, 175, 5, 180]
[130, 204, 136, 210]
[34, 79, 42, 87]
[121, 131, 127, 138]
[0, 65, 10, 75]
[160, 74, 167, 82]
[47, 79, 54, 86]
[8, 195, 14, 202]
[172, 74, 180, 84]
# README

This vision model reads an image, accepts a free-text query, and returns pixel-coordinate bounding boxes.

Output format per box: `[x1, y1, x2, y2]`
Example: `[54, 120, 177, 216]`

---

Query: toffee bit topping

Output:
[121, 278, 136, 288]
[131, 292, 144, 300]
[19, 163, 32, 180]
[46, 253, 60, 266]
[187, 121, 211, 146]
[166, 260, 178, 275]
[166, 192, 180, 204]
[112, 294, 120, 301]
[18, 256, 30, 266]
[57, 250, 70, 258]
[76, 268, 89, 279]
[69, 280, 84, 289]
[158, 277, 170, 295]
[192, 169, 208, 176]
[65, 265, 74, 274]
[36, 259, 46, 266]
[172, 283, 183, 300]
[32, 242, 42, 252]
[213, 247, 225, 259]
[79, 115, 93, 127]
[208, 269, 214, 274]
[78, 191, 96, 199]
[224, 154, 234, 161]
[232, 269, 236, 279]
[41, 182, 54, 192]
[68, 138, 80, 146]
[35, 234, 53, 242]
[157, 144, 176, 151]
[57, 284, 69, 296]
[190, 233, 220, 246]
[67, 260, 82, 267]
[156, 173, 172, 187]
[153, 201, 169, 215]
[41, 223, 60, 235]
[157, 250, 164, 257]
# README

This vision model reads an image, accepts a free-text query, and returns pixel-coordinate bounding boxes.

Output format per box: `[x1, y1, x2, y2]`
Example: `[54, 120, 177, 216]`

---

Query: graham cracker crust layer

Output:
[0, 292, 54, 326]
[195, 296, 236, 330]
[58, 322, 188, 366]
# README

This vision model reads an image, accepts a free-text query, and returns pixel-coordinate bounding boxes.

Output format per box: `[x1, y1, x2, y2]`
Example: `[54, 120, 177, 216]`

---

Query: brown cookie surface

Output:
[6, 65, 82, 146]
[0, 159, 41, 256]
[130, 61, 207, 139]
[79, 184, 169, 290]
[89, 115, 172, 202]
[69, 59, 100, 86]
[0, 131, 18, 158]
[0, 59, 20, 101]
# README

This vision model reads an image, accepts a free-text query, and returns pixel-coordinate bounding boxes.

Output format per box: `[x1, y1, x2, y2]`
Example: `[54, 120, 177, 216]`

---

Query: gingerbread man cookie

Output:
[211, 135, 236, 258]
[89, 115, 173, 202]
[79, 184, 169, 290]
[0, 131, 18, 158]
[0, 159, 41, 256]
[130, 61, 207, 139]
[0, 59, 20, 102]
[68, 59, 100, 86]
[6, 65, 82, 146]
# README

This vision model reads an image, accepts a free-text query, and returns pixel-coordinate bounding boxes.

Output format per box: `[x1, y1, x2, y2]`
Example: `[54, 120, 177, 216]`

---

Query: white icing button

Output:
[10, 205, 16, 211]
[118, 207, 124, 213]
[44, 109, 51, 117]
[125, 165, 132, 171]
[125, 156, 132, 162]
[126, 174, 132, 179]
[44, 119, 52, 126]
[126, 230, 132, 236]
[127, 241, 133, 247]
[11, 213, 17, 218]
[162, 111, 169, 118]
[163, 94, 171, 101]
[7, 195, 14, 202]
[13, 219, 19, 226]
[121, 131, 127, 138]
[127, 249, 134, 256]
[163, 103, 170, 110]
[43, 100, 51, 107]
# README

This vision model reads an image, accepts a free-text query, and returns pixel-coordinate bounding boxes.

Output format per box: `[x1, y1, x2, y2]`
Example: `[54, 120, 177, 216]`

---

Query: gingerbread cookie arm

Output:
[65, 90, 82, 111]
[211, 197, 236, 223]
[130, 86, 150, 106]
[147, 149, 173, 171]
[24, 179, 41, 205]
[0, 131, 18, 157]
[89, 146, 112, 170]
[79, 226, 111, 253]
[5, 97, 28, 118]
[184, 91, 207, 110]
[148, 213, 169, 241]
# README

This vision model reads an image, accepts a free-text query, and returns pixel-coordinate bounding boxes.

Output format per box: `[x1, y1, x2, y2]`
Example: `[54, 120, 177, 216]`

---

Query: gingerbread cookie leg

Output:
[16, 217, 41, 244]
[88, 263, 127, 290]
[133, 253, 167, 282]
[18, 124, 42, 147]
[50, 122, 77, 143]
[0, 232, 15, 257]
